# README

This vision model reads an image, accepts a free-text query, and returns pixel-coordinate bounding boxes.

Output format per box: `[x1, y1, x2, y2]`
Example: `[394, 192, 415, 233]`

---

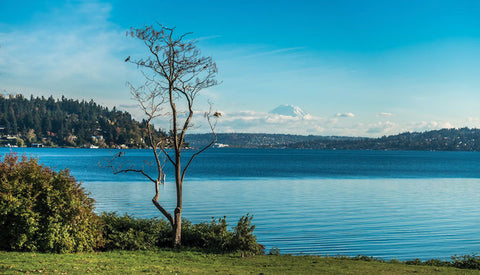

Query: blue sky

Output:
[0, 0, 479, 136]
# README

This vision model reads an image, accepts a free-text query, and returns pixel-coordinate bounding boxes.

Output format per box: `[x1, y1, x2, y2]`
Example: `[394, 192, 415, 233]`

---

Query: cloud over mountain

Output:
[335, 112, 355, 118]
[156, 106, 462, 138]
[377, 112, 393, 117]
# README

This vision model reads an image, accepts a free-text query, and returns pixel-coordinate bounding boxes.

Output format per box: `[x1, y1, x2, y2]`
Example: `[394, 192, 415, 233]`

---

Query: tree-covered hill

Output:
[188, 128, 480, 151]
[0, 94, 164, 148]
[285, 128, 480, 151]
[186, 133, 362, 148]
[3, 94, 479, 151]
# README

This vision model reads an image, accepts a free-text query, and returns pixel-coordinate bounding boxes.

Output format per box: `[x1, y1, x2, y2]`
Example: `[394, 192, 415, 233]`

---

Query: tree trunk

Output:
[173, 208, 182, 248]
[173, 153, 183, 249]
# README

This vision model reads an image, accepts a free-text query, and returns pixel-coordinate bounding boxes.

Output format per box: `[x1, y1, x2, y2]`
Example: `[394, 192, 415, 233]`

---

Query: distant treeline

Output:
[186, 133, 365, 148]
[285, 128, 480, 151]
[0, 94, 165, 148]
[188, 128, 480, 151]
[3, 94, 479, 151]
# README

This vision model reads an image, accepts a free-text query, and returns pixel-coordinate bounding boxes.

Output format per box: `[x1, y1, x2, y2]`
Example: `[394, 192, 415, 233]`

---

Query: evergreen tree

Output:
[0, 94, 165, 147]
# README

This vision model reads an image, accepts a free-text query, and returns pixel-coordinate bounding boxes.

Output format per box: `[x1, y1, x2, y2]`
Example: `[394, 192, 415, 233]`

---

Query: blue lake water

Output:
[2, 148, 480, 260]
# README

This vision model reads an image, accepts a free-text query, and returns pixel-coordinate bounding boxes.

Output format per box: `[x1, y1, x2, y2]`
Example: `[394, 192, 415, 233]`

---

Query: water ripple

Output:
[83, 177, 480, 259]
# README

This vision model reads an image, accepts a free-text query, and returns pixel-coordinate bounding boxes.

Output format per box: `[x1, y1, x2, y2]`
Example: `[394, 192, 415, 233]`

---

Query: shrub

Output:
[352, 255, 385, 262]
[0, 153, 263, 254]
[183, 216, 233, 252]
[184, 214, 264, 254]
[450, 254, 480, 270]
[0, 153, 103, 252]
[231, 214, 264, 255]
[268, 246, 281, 256]
[388, 258, 401, 264]
[423, 258, 449, 267]
[399, 255, 480, 270]
[100, 213, 264, 254]
[405, 258, 422, 265]
[100, 212, 170, 250]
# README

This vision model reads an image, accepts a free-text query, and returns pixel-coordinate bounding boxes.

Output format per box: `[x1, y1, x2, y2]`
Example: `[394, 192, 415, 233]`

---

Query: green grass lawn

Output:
[1, 250, 479, 274]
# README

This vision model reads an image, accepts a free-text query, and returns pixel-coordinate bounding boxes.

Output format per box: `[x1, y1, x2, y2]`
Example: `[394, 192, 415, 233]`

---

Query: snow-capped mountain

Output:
[269, 104, 308, 118]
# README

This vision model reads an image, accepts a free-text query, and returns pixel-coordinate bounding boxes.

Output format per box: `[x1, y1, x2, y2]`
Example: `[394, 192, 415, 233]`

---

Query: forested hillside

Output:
[186, 133, 362, 148]
[189, 128, 480, 151]
[0, 94, 164, 148]
[285, 128, 480, 151]
[3, 94, 479, 151]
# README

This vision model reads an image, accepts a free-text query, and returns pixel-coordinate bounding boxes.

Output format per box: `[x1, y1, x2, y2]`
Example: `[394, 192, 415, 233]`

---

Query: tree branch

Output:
[158, 144, 175, 166]
[153, 179, 174, 226]
[112, 167, 157, 184]
[181, 108, 219, 182]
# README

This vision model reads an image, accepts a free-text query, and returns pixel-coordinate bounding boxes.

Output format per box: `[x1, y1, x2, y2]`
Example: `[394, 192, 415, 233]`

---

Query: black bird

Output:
[125, 56, 131, 62]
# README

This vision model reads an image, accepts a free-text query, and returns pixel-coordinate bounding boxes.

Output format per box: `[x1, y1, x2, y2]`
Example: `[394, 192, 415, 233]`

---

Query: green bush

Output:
[405, 258, 422, 265]
[182, 216, 231, 252]
[399, 254, 480, 270]
[100, 213, 264, 254]
[182, 214, 264, 254]
[423, 258, 449, 267]
[100, 212, 171, 250]
[231, 214, 264, 254]
[0, 153, 103, 252]
[450, 254, 480, 270]
[352, 255, 385, 262]
[388, 258, 401, 264]
[0, 154, 263, 254]
[268, 246, 281, 256]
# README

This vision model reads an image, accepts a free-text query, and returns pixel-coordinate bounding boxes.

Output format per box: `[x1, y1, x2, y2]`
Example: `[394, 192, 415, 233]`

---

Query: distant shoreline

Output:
[187, 128, 480, 151]
[3, 146, 480, 152]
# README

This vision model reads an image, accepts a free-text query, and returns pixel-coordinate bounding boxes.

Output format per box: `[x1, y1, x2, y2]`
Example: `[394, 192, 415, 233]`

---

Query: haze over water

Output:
[3, 147, 480, 260]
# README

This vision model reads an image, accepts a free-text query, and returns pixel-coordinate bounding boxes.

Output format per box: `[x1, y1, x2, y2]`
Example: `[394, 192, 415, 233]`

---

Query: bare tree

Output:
[112, 25, 220, 248]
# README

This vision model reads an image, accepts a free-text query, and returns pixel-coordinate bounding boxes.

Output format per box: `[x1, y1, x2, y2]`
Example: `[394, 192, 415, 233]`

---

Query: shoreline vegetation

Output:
[0, 154, 262, 254]
[2, 154, 480, 273]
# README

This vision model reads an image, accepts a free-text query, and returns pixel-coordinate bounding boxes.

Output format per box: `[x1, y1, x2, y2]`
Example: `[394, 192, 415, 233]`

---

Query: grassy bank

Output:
[1, 250, 479, 274]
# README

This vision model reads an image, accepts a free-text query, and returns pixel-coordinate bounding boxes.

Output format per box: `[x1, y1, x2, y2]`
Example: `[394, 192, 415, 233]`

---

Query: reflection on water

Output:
[84, 178, 480, 260]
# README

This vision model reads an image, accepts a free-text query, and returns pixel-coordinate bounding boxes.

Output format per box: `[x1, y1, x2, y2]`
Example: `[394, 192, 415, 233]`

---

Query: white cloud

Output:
[0, 2, 135, 107]
[377, 112, 393, 117]
[208, 109, 326, 134]
[410, 121, 454, 132]
[133, 103, 474, 138]
[242, 47, 306, 59]
[335, 112, 355, 118]
[366, 121, 397, 134]
[189, 108, 360, 135]
[119, 104, 139, 109]
[173, 106, 461, 137]
[303, 114, 313, 120]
